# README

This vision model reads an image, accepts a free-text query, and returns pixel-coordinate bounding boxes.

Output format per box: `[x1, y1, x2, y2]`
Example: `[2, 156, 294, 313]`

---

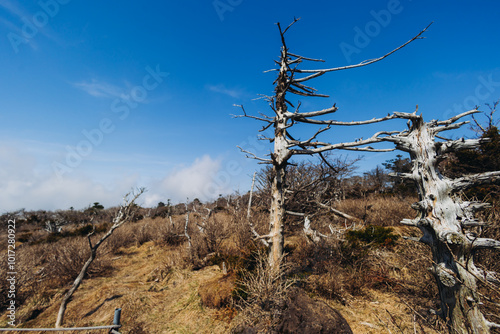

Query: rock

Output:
[276, 288, 353, 334]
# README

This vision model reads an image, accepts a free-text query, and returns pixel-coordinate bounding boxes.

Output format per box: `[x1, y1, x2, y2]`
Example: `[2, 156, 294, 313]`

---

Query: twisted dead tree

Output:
[236, 19, 431, 267]
[56, 188, 145, 328]
[381, 109, 500, 333]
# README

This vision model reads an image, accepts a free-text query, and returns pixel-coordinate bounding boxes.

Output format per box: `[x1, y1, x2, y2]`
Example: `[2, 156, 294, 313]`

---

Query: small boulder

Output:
[276, 288, 353, 334]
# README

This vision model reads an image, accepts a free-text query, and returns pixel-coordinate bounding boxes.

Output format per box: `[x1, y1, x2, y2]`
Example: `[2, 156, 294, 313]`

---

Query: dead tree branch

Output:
[236, 19, 430, 268]
[56, 188, 145, 328]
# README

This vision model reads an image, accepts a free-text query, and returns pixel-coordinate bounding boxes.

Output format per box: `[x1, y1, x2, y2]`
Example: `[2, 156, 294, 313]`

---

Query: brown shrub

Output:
[334, 194, 416, 226]
[232, 287, 353, 334]
[202, 213, 234, 254]
[234, 251, 294, 314]
[41, 236, 112, 286]
[133, 222, 154, 246]
[198, 272, 236, 309]
[105, 224, 135, 254]
[0, 231, 112, 311]
[152, 218, 186, 247]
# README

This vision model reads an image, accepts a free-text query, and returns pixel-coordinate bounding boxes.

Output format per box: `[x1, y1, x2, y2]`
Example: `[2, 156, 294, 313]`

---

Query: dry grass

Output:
[333, 194, 417, 226]
[284, 195, 449, 333]
[1, 241, 230, 333]
[1, 194, 497, 333]
[199, 272, 236, 309]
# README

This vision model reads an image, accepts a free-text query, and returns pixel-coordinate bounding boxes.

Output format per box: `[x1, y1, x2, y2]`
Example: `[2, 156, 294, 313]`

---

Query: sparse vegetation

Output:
[346, 225, 399, 248]
[0, 191, 455, 333]
[1, 139, 498, 333]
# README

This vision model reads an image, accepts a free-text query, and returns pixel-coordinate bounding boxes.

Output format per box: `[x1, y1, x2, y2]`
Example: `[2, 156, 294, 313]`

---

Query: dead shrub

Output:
[231, 251, 295, 332]
[202, 213, 233, 254]
[198, 272, 236, 309]
[334, 195, 416, 226]
[287, 227, 403, 301]
[234, 251, 294, 312]
[105, 225, 134, 254]
[153, 218, 185, 247]
[305, 263, 366, 302]
[0, 249, 39, 310]
[42, 237, 112, 286]
[307, 273, 346, 303]
[134, 223, 153, 246]
[276, 288, 353, 334]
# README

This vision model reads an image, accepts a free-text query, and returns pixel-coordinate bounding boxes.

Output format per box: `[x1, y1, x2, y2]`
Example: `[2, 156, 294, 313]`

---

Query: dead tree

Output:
[382, 109, 500, 333]
[236, 19, 430, 267]
[247, 171, 269, 247]
[183, 202, 192, 250]
[55, 188, 145, 328]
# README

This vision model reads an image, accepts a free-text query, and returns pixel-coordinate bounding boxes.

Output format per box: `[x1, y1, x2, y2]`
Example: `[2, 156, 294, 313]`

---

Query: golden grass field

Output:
[1, 194, 498, 333]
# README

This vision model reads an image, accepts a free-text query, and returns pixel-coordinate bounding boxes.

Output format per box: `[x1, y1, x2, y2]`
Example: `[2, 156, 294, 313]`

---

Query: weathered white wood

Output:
[471, 238, 500, 250]
[303, 216, 322, 243]
[315, 201, 363, 223]
[292, 22, 432, 83]
[452, 171, 500, 190]
[184, 210, 192, 249]
[437, 138, 488, 154]
[382, 112, 499, 333]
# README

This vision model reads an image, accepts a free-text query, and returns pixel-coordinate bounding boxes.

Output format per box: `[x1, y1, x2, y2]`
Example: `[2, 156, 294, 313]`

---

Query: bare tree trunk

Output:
[268, 43, 292, 268]
[269, 161, 287, 267]
[410, 121, 487, 333]
[384, 111, 500, 333]
[56, 249, 96, 327]
[247, 171, 256, 221]
[55, 188, 144, 328]
[184, 210, 192, 249]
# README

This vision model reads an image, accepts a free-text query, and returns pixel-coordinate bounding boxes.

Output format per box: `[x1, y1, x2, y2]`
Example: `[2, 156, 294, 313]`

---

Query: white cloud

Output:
[74, 79, 124, 98]
[206, 84, 244, 99]
[0, 0, 29, 21]
[0, 0, 61, 51]
[0, 144, 138, 211]
[144, 155, 230, 206]
[0, 143, 233, 211]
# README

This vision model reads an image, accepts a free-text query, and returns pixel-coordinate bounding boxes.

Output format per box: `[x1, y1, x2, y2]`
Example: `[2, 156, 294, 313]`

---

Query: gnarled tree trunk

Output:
[268, 43, 292, 267]
[384, 110, 500, 333]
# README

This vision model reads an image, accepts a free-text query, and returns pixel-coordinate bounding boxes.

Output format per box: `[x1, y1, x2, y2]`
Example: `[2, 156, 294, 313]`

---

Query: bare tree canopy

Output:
[235, 19, 431, 267]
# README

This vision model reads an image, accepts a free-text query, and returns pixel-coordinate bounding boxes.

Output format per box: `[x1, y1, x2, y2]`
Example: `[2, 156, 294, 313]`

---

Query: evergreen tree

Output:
[442, 103, 500, 200]
[382, 154, 415, 195]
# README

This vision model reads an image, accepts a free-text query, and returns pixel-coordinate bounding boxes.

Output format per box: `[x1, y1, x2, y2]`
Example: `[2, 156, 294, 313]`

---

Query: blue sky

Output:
[1, 0, 499, 211]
